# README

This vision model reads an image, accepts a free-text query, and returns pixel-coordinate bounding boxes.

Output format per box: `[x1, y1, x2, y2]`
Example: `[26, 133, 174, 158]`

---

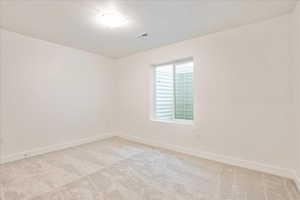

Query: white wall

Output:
[0, 27, 3, 162]
[116, 15, 295, 172]
[0, 29, 116, 159]
[291, 1, 300, 182]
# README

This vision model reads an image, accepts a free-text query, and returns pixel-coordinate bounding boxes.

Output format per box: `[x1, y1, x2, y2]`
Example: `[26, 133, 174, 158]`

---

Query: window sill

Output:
[150, 119, 194, 125]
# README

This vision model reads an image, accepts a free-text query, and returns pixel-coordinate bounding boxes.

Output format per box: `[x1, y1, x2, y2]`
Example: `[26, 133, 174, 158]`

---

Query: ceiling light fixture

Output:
[96, 11, 128, 28]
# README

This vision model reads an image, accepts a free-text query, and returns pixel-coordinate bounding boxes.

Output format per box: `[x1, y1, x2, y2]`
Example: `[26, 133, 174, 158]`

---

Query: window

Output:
[153, 58, 194, 123]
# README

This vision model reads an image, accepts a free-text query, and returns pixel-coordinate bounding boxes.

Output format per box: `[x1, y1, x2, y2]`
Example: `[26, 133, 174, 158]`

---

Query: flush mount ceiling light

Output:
[96, 11, 128, 28]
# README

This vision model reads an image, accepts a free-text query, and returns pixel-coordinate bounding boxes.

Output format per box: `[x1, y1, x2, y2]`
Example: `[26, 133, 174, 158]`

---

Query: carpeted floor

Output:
[0, 137, 299, 200]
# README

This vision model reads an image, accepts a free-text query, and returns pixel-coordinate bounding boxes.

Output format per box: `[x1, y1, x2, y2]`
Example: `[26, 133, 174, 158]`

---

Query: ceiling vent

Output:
[136, 32, 148, 39]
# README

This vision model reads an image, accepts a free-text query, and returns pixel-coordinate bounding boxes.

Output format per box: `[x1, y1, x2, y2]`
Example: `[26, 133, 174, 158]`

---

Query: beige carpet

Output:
[0, 137, 299, 200]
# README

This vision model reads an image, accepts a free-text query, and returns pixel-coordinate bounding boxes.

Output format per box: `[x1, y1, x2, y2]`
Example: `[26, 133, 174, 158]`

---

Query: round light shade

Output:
[96, 12, 128, 28]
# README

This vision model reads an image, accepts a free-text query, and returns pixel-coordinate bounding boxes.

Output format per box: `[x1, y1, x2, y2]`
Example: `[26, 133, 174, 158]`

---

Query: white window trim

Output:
[150, 118, 194, 125]
[151, 57, 194, 125]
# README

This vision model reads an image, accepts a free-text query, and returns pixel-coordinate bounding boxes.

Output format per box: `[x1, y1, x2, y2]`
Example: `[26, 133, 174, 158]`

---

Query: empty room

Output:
[1, 0, 300, 199]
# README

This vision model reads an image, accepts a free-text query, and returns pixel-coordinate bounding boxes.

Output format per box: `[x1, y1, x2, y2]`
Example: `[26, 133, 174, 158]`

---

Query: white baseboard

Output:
[1, 132, 117, 164]
[294, 172, 300, 192]
[119, 134, 297, 182]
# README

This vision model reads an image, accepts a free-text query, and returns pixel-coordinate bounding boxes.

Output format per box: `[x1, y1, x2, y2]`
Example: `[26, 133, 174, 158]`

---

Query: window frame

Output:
[151, 57, 194, 125]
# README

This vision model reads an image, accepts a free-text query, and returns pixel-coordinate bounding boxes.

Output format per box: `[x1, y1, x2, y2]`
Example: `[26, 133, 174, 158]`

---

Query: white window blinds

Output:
[154, 64, 174, 120]
[153, 59, 193, 121]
